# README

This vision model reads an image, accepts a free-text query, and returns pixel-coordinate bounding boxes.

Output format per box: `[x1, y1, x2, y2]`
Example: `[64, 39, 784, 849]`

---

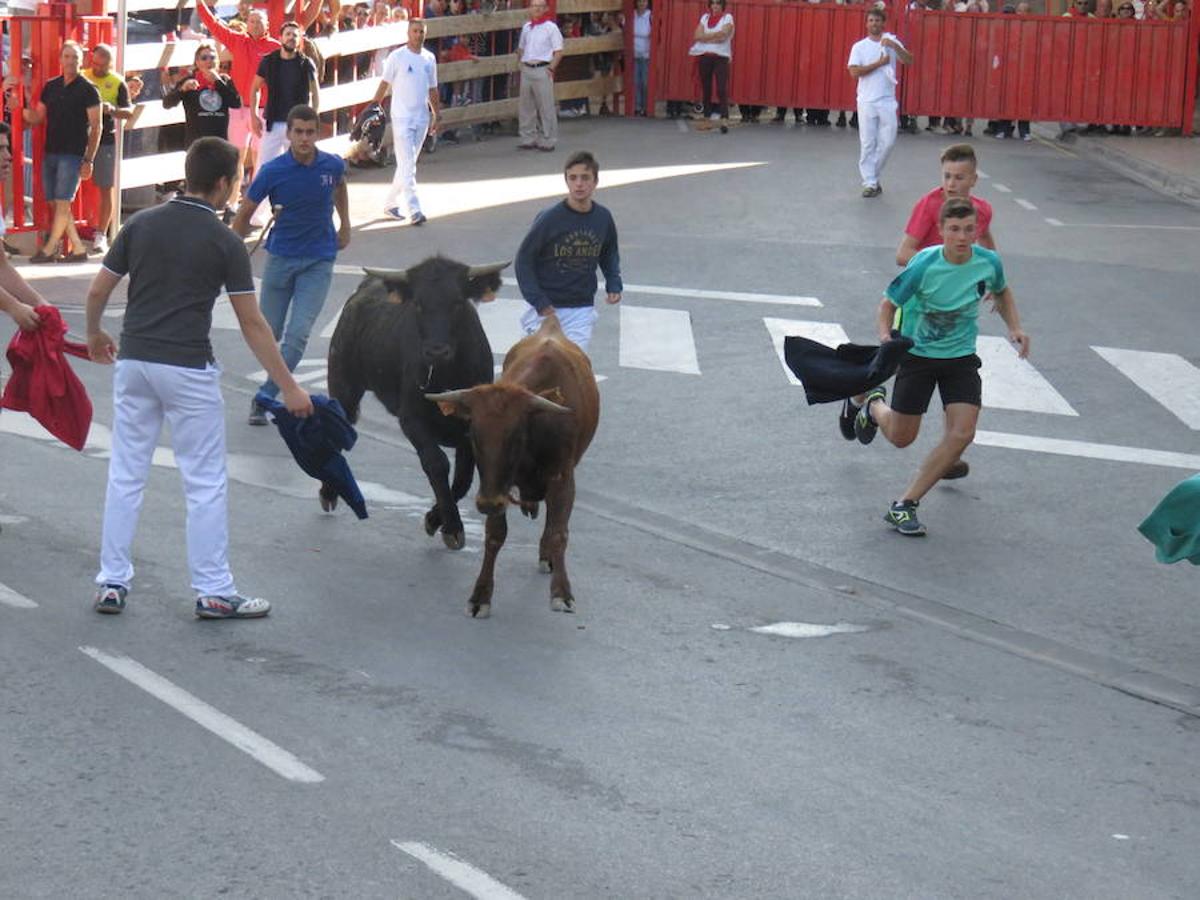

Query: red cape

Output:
[2, 305, 92, 450]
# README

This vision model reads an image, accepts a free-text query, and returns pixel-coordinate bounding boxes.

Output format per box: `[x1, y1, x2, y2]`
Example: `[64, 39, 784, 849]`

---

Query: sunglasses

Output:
[198, 53, 216, 60]
[1118, 4, 1133, 8]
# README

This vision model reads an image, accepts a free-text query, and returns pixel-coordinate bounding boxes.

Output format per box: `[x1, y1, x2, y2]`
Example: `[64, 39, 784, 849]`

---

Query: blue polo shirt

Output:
[246, 149, 345, 260]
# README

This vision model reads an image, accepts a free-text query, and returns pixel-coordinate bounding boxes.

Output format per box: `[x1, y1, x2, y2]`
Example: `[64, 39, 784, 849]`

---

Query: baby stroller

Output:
[347, 103, 391, 168]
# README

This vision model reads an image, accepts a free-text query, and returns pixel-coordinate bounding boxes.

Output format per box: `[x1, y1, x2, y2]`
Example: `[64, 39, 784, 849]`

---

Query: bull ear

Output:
[425, 388, 473, 419]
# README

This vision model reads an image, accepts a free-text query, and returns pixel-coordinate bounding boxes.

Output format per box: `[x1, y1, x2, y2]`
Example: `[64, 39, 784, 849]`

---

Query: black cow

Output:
[323, 256, 508, 549]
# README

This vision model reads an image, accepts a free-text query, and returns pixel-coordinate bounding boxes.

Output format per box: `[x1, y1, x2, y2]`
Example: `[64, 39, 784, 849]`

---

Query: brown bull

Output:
[427, 314, 600, 618]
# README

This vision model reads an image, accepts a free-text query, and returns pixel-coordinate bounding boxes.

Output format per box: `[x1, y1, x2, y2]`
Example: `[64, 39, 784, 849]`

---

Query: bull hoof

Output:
[468, 602, 492, 619]
[442, 530, 466, 550]
[550, 595, 575, 613]
[424, 509, 440, 536]
[318, 487, 339, 513]
[538, 558, 553, 574]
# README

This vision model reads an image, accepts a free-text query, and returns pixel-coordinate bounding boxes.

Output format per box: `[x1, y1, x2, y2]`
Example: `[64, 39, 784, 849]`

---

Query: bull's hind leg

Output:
[542, 473, 577, 612]
[468, 511, 507, 619]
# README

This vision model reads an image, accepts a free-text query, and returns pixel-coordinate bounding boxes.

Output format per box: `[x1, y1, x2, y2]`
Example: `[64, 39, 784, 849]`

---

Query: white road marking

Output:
[391, 841, 528, 900]
[0, 582, 38, 609]
[1054, 222, 1200, 231]
[763, 318, 850, 386]
[1045, 217, 1064, 227]
[749, 622, 869, 638]
[977, 335, 1077, 416]
[993, 183, 1013, 193]
[975, 430, 1200, 470]
[619, 306, 701, 374]
[977, 169, 990, 179]
[675, 119, 689, 133]
[1014, 198, 1038, 211]
[498, 277, 820, 308]
[247, 358, 326, 385]
[477, 298, 531, 354]
[79, 646, 325, 783]
[0, 514, 29, 525]
[1093, 347, 1200, 429]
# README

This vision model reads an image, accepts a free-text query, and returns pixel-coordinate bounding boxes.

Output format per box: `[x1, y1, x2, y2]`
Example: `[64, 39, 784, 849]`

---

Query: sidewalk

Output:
[1032, 122, 1200, 207]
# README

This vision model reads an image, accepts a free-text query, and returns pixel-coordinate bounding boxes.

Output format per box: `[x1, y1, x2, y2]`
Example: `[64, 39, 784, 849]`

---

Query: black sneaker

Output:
[838, 398, 860, 441]
[248, 398, 268, 426]
[94, 583, 128, 614]
[942, 460, 970, 480]
[854, 386, 886, 445]
[884, 500, 927, 536]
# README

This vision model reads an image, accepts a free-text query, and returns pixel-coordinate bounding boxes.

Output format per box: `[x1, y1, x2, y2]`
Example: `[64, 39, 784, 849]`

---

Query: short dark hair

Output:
[286, 104, 319, 129]
[708, 0, 727, 9]
[280, 19, 301, 32]
[939, 196, 977, 224]
[0, 121, 10, 137]
[867, 7, 887, 20]
[185, 136, 239, 194]
[564, 150, 599, 178]
[940, 143, 977, 167]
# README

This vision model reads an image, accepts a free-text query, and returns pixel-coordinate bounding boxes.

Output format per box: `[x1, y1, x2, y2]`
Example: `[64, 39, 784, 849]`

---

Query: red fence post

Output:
[1183, 7, 1199, 135]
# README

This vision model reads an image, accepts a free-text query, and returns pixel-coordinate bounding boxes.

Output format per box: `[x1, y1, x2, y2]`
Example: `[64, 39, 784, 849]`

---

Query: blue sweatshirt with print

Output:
[515, 200, 622, 312]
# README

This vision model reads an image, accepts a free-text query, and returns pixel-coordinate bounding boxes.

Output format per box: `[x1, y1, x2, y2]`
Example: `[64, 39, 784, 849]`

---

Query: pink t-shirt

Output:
[905, 187, 993, 249]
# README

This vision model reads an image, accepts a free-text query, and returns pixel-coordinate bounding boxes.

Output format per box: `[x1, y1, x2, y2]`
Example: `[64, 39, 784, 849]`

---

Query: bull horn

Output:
[466, 261, 512, 279]
[529, 394, 571, 415]
[362, 266, 409, 283]
[424, 389, 472, 406]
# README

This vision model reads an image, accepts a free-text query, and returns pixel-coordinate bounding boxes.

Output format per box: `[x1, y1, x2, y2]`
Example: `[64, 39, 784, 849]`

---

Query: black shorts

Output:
[891, 353, 982, 415]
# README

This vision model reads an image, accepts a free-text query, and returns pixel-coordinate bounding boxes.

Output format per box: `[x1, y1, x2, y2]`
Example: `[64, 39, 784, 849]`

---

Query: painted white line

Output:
[619, 306, 701, 375]
[977, 335, 1077, 416]
[477, 298, 530, 355]
[675, 118, 688, 133]
[499, 277, 820, 308]
[79, 647, 325, 784]
[763, 318, 850, 386]
[993, 183, 1013, 193]
[1057, 222, 1200, 232]
[1014, 198, 1038, 211]
[391, 841, 528, 900]
[1093, 347, 1200, 430]
[977, 169, 990, 179]
[0, 582, 38, 609]
[1045, 217, 1064, 227]
[749, 622, 869, 638]
[975, 431, 1200, 470]
[247, 358, 325, 385]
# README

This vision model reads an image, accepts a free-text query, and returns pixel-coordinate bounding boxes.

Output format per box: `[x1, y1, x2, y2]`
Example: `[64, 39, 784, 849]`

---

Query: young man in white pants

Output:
[249, 22, 319, 169]
[372, 18, 439, 225]
[85, 137, 313, 619]
[847, 8, 912, 198]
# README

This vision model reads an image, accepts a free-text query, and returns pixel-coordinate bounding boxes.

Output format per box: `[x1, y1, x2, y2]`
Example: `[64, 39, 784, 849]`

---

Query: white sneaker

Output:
[91, 234, 109, 255]
[709, 113, 721, 121]
[195, 594, 271, 619]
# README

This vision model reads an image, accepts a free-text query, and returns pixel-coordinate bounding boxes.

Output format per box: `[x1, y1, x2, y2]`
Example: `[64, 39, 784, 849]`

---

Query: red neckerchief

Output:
[194, 67, 217, 88]
[706, 11, 724, 28]
[530, 13, 555, 25]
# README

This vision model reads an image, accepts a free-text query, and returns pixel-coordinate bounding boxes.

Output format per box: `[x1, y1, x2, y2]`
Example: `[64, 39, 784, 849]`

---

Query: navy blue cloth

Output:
[783, 334, 914, 405]
[246, 149, 345, 260]
[515, 199, 622, 312]
[259, 393, 368, 519]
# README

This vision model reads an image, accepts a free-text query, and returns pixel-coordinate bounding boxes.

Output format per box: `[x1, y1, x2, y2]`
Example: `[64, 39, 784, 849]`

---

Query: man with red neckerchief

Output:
[516, 0, 563, 151]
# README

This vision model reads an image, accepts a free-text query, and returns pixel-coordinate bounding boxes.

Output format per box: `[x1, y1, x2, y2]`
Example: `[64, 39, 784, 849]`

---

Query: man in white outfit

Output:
[373, 18, 439, 225]
[847, 8, 912, 198]
[517, 0, 563, 152]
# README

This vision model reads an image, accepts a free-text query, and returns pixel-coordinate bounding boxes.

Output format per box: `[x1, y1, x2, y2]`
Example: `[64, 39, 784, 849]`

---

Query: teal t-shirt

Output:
[886, 245, 1007, 359]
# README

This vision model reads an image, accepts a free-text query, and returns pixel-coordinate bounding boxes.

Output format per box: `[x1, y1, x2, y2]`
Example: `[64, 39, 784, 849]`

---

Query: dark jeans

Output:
[995, 119, 1030, 138]
[697, 54, 729, 119]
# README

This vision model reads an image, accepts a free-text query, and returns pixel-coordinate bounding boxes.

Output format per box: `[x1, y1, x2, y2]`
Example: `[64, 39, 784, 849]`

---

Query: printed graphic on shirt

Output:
[199, 88, 223, 112]
[553, 229, 605, 273]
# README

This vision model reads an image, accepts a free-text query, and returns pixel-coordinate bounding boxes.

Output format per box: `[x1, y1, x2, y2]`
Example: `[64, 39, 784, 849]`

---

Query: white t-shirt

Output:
[519, 20, 564, 64]
[847, 33, 904, 103]
[688, 12, 734, 58]
[381, 46, 438, 121]
[633, 9, 652, 59]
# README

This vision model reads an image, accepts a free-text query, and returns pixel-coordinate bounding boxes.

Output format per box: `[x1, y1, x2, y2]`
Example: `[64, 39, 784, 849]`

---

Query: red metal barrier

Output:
[652, 1, 1199, 133]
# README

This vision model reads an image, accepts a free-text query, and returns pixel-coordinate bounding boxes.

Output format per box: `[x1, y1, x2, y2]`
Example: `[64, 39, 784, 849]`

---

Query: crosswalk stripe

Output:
[619, 306, 701, 375]
[477, 298, 530, 354]
[763, 318, 851, 386]
[499, 277, 820, 307]
[977, 336, 1078, 416]
[1093, 347, 1200, 430]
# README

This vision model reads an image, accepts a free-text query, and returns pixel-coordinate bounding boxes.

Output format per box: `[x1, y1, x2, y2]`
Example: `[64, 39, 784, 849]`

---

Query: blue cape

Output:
[783, 334, 915, 405]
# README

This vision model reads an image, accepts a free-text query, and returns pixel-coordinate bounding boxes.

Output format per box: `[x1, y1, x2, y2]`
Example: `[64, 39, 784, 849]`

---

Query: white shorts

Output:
[227, 106, 262, 155]
[520, 304, 599, 353]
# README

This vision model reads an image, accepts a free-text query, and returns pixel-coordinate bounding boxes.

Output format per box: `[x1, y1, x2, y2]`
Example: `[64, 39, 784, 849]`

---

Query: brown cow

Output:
[426, 314, 600, 618]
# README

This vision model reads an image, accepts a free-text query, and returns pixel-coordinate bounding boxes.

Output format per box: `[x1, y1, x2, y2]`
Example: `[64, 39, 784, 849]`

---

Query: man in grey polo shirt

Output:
[84, 136, 313, 620]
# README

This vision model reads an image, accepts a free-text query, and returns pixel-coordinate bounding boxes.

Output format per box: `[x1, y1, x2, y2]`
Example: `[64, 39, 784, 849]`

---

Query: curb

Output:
[1032, 123, 1200, 209]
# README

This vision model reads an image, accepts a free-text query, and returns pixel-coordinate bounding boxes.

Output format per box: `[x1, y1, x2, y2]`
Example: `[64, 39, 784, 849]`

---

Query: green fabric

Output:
[886, 245, 1007, 359]
[1138, 474, 1200, 565]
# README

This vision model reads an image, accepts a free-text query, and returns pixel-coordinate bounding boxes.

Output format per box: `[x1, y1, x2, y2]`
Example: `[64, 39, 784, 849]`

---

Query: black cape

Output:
[783, 334, 914, 405]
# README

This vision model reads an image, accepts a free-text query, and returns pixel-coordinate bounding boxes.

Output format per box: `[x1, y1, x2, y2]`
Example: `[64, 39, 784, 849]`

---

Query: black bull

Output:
[322, 256, 508, 547]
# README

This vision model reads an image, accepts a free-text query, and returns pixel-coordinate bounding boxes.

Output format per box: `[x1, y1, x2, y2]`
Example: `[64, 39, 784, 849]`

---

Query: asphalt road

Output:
[3, 117, 1200, 899]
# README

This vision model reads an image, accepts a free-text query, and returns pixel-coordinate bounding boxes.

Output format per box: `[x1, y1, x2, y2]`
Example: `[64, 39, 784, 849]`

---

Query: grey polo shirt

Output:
[103, 196, 255, 369]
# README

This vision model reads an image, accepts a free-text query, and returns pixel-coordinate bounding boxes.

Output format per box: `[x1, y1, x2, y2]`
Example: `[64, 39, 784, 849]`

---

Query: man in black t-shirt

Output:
[248, 21, 319, 167]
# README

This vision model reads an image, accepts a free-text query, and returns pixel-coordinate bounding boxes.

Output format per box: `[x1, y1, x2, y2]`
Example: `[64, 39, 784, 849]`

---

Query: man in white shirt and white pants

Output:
[373, 18, 440, 225]
[517, 0, 564, 152]
[847, 7, 912, 198]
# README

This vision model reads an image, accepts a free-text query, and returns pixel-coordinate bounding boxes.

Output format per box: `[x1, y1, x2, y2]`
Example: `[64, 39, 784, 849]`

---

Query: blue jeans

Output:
[634, 57, 649, 114]
[256, 254, 334, 400]
[43, 152, 83, 201]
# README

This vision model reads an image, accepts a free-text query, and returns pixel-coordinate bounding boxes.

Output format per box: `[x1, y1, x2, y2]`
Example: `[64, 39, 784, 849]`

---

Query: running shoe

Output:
[854, 386, 886, 444]
[410, 212, 427, 226]
[91, 234, 109, 255]
[838, 398, 860, 441]
[195, 594, 271, 619]
[884, 500, 927, 536]
[94, 583, 128, 615]
[942, 460, 970, 480]
[383, 207, 406, 221]
[247, 397, 268, 427]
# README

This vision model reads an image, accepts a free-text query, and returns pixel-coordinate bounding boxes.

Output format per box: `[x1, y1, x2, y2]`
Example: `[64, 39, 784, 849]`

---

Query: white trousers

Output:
[857, 97, 899, 188]
[96, 359, 237, 598]
[253, 122, 290, 226]
[520, 304, 599, 352]
[384, 117, 428, 216]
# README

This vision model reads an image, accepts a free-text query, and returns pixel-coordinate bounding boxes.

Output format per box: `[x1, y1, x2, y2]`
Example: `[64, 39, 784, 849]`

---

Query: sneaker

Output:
[383, 207, 406, 221]
[836, 113, 847, 127]
[854, 386, 886, 444]
[409, 212, 427, 226]
[861, 185, 882, 198]
[838, 397, 860, 441]
[1021, 134, 1033, 142]
[942, 460, 970, 480]
[91, 234, 109, 255]
[248, 397, 268, 426]
[884, 500, 927, 536]
[195, 594, 271, 619]
[94, 583, 128, 614]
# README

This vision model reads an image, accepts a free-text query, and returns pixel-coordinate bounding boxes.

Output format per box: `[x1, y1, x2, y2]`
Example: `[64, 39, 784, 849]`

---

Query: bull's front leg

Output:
[541, 472, 577, 612]
[468, 511, 507, 619]
[412, 441, 465, 550]
[450, 442, 476, 502]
